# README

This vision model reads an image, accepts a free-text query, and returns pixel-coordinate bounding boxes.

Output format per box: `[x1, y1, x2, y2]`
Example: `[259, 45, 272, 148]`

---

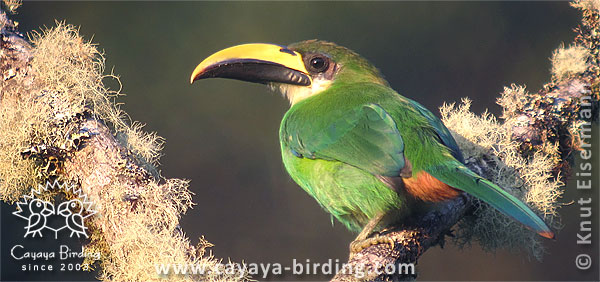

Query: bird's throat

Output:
[271, 77, 333, 105]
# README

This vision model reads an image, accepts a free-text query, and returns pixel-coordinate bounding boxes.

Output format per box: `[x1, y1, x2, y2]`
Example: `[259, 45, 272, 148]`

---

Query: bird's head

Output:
[190, 40, 388, 105]
[29, 199, 54, 216]
[57, 199, 82, 216]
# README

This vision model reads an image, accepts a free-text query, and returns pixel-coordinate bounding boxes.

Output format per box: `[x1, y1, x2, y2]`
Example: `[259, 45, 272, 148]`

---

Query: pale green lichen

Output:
[0, 22, 246, 282]
[1, 0, 21, 13]
[441, 99, 563, 260]
[572, 0, 600, 12]
[551, 44, 591, 81]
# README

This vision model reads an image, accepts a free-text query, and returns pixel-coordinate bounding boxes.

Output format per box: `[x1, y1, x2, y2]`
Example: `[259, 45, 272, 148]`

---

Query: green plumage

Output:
[278, 41, 552, 236]
[280, 82, 452, 231]
[192, 40, 552, 238]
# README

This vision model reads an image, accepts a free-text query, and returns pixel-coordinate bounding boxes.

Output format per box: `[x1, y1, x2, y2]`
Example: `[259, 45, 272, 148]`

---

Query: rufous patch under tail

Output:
[403, 171, 460, 202]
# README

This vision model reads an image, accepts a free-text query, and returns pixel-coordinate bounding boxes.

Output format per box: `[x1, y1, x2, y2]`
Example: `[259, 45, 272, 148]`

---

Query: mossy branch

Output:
[0, 5, 245, 282]
[333, 1, 599, 281]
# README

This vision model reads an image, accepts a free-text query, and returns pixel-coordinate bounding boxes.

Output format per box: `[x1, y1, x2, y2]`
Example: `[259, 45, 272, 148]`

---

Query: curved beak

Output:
[42, 202, 54, 217]
[190, 43, 311, 86]
[57, 201, 70, 216]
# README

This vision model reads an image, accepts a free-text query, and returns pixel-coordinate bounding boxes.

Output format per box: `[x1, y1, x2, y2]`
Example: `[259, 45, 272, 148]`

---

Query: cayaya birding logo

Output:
[12, 181, 97, 239]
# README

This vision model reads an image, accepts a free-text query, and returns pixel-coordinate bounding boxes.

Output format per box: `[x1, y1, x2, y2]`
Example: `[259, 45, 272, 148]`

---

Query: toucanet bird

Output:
[190, 40, 554, 252]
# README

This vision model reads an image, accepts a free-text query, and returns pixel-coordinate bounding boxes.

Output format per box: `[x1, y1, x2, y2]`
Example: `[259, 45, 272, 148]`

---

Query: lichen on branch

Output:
[0, 8, 246, 282]
[333, 1, 599, 281]
[441, 98, 562, 260]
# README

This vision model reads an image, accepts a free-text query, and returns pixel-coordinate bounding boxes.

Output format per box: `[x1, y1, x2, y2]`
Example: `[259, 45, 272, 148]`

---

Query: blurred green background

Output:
[2, 1, 598, 281]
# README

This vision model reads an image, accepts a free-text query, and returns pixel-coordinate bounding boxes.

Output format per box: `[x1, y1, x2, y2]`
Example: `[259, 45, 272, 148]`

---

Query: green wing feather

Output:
[281, 83, 552, 238]
[426, 160, 554, 238]
[287, 103, 405, 177]
[408, 100, 463, 162]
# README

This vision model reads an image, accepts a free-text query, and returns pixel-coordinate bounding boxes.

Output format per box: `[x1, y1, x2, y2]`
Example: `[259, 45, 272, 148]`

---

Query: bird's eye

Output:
[308, 56, 329, 73]
[36, 202, 42, 207]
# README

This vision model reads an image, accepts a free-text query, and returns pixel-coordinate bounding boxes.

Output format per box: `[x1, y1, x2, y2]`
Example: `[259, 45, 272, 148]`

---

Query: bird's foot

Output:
[349, 234, 395, 257]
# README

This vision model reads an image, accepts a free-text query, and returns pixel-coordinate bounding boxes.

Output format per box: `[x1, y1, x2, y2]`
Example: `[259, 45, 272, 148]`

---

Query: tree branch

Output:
[0, 5, 244, 282]
[332, 2, 599, 281]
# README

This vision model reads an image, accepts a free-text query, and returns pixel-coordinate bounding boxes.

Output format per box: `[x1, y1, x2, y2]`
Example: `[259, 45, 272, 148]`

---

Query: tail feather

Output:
[426, 161, 554, 239]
